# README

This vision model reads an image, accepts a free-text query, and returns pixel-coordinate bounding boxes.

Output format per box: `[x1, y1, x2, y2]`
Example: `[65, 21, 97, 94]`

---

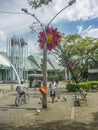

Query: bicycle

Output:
[15, 92, 30, 106]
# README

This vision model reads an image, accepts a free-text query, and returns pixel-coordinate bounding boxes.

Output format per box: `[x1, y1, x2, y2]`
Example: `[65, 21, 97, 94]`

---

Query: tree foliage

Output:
[28, 0, 52, 9]
[54, 34, 98, 83]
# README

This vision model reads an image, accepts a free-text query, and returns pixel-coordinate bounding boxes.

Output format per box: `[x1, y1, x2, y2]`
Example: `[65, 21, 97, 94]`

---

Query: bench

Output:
[91, 85, 98, 91]
[75, 88, 87, 106]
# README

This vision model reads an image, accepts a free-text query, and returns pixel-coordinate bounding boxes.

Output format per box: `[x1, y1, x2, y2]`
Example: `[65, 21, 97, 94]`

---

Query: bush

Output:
[66, 81, 98, 92]
[66, 83, 79, 92]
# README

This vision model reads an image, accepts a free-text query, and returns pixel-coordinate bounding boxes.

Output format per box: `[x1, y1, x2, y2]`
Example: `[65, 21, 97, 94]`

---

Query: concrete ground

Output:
[0, 82, 98, 130]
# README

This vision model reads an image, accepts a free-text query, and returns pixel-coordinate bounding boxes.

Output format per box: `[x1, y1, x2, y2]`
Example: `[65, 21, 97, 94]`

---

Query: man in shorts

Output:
[16, 81, 28, 101]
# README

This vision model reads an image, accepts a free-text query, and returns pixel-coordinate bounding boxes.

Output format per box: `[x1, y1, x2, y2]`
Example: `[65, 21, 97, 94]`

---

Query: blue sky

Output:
[0, 0, 98, 55]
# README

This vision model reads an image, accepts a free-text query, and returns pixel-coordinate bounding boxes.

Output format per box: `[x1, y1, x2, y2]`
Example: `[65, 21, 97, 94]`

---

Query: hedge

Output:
[66, 81, 98, 92]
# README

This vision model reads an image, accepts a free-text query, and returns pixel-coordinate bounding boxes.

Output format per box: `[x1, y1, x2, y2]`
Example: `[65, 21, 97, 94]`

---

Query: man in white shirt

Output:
[16, 81, 28, 102]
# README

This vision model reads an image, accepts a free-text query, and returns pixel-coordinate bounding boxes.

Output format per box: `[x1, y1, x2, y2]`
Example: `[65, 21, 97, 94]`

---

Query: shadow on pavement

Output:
[0, 111, 98, 130]
[0, 120, 95, 130]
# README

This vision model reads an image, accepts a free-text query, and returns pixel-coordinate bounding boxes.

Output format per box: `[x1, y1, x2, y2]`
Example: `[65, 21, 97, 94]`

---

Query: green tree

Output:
[28, 0, 52, 9]
[54, 34, 98, 83]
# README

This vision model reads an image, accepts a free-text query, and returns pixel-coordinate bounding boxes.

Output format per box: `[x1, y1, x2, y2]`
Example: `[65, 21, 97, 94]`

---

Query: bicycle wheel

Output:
[15, 95, 21, 106]
[25, 93, 30, 103]
[20, 95, 25, 105]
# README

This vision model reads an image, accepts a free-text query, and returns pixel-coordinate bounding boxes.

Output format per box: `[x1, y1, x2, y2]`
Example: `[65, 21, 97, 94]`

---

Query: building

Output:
[0, 51, 64, 82]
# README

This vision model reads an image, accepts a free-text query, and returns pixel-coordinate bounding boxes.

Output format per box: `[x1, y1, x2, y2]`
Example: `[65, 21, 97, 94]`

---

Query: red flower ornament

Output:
[38, 27, 61, 51]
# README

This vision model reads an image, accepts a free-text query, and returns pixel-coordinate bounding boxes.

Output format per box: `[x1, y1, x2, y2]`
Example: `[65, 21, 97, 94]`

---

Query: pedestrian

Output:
[33, 78, 37, 90]
[49, 79, 58, 102]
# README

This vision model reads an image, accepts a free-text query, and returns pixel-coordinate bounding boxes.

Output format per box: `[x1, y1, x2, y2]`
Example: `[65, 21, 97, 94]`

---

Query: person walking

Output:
[49, 79, 58, 103]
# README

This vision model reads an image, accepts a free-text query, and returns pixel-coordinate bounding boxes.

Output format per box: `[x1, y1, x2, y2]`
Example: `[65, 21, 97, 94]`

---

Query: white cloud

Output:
[87, 28, 98, 38]
[1, 0, 97, 32]
[0, 30, 7, 52]
[0, 30, 6, 42]
[0, 0, 98, 33]
[67, 0, 98, 21]
[77, 25, 98, 38]
[28, 40, 39, 55]
[0, 0, 98, 53]
[77, 26, 83, 34]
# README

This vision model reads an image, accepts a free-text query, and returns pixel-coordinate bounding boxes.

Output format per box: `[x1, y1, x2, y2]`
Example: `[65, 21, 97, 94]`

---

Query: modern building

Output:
[0, 34, 65, 83]
[6, 36, 28, 81]
[88, 69, 98, 81]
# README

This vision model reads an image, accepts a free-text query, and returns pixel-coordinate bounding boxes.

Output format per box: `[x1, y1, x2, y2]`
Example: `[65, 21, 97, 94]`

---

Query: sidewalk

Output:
[0, 82, 98, 130]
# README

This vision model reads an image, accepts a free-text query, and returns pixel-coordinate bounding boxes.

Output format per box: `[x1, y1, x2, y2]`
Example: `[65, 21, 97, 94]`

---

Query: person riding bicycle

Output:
[16, 80, 28, 102]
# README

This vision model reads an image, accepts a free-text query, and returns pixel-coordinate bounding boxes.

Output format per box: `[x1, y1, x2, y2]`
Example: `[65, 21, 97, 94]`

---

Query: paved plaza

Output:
[0, 82, 98, 130]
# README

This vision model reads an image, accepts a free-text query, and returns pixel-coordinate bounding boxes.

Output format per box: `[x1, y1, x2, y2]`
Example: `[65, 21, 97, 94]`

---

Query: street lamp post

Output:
[21, 0, 76, 108]
[22, 8, 48, 108]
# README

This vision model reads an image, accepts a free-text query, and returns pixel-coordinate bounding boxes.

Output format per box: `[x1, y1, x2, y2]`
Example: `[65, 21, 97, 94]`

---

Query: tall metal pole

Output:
[21, 0, 76, 109]
[47, 0, 76, 27]
[21, 8, 48, 108]
[42, 40, 47, 108]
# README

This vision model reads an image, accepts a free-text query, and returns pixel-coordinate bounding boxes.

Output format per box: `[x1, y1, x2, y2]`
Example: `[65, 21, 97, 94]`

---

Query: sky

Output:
[0, 0, 98, 55]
